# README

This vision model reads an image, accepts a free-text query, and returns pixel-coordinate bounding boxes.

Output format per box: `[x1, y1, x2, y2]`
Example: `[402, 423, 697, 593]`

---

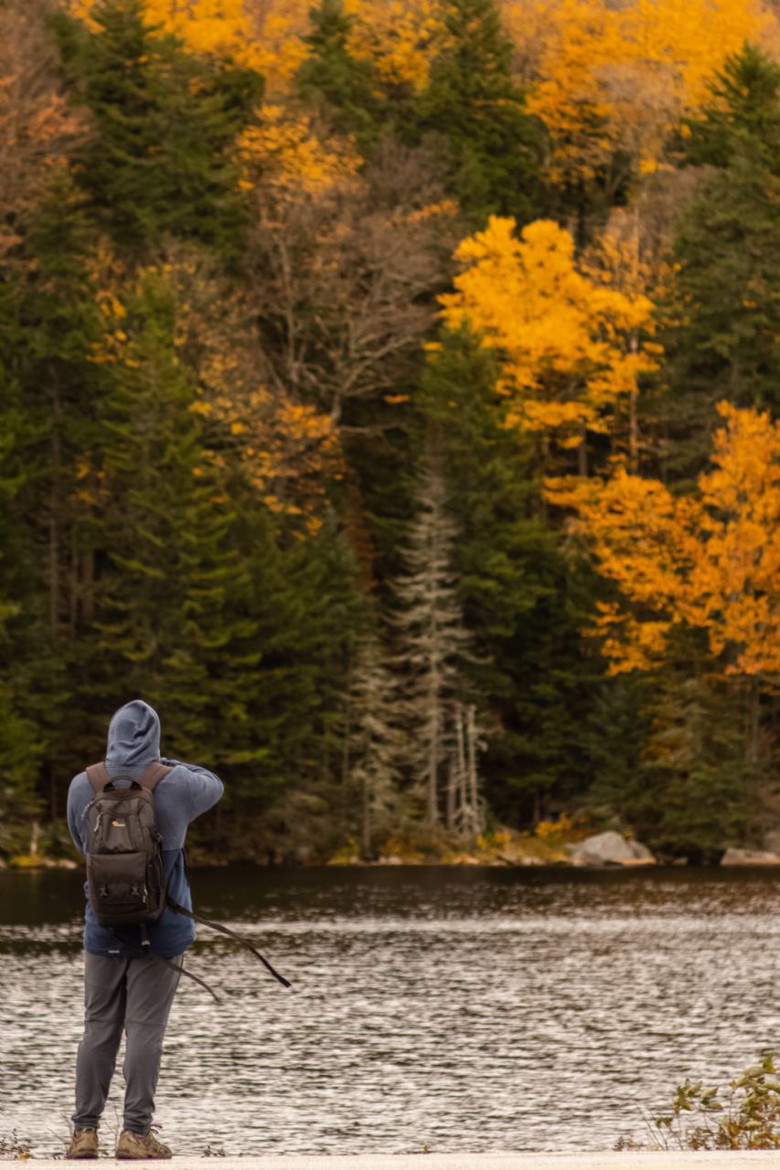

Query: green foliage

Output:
[297, 0, 389, 145]
[418, 328, 610, 822]
[413, 0, 545, 224]
[683, 44, 780, 171]
[660, 46, 780, 482]
[628, 674, 759, 857]
[83, 272, 261, 763]
[53, 0, 262, 257]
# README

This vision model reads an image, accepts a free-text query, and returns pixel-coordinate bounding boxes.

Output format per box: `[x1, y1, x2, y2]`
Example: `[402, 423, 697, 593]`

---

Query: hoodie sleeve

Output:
[67, 773, 93, 855]
[161, 759, 224, 821]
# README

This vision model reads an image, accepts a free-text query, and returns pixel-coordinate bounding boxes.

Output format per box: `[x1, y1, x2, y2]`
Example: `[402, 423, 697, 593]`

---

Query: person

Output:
[65, 699, 223, 1160]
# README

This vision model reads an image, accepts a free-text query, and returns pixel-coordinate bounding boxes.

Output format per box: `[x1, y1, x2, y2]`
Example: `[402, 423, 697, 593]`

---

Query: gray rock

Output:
[569, 830, 655, 866]
[721, 847, 780, 866]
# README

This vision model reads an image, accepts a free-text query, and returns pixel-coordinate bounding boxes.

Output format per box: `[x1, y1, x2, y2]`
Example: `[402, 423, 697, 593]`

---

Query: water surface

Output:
[2, 865, 780, 1157]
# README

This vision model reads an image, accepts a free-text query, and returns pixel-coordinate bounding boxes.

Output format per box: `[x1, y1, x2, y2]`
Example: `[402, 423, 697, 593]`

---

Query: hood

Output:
[105, 699, 161, 774]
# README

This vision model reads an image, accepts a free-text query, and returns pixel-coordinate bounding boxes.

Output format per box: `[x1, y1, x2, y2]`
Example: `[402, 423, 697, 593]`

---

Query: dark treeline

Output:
[2, 0, 780, 864]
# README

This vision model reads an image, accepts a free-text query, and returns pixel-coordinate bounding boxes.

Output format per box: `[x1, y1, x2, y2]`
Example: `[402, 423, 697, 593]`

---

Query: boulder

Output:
[569, 830, 655, 867]
[721, 847, 780, 866]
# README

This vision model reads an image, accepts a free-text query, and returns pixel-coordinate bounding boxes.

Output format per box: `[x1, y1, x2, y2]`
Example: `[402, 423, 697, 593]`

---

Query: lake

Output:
[2, 865, 780, 1158]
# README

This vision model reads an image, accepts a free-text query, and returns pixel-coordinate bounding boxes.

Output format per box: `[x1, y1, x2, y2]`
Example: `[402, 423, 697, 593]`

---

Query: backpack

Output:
[84, 761, 172, 929]
[82, 760, 291, 999]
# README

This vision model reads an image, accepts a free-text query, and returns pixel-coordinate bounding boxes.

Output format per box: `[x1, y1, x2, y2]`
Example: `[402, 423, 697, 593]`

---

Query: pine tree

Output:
[84, 271, 262, 766]
[54, 0, 262, 257]
[391, 444, 478, 830]
[660, 47, 780, 483]
[343, 626, 404, 856]
[632, 674, 760, 859]
[418, 328, 614, 826]
[413, 0, 545, 224]
[296, 0, 387, 146]
[0, 164, 111, 814]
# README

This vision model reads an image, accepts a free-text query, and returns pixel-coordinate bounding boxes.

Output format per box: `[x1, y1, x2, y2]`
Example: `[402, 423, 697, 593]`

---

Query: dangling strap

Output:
[152, 953, 221, 1004]
[167, 897, 292, 989]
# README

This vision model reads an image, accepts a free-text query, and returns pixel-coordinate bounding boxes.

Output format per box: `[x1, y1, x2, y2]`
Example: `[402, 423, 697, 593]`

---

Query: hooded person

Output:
[65, 699, 223, 1160]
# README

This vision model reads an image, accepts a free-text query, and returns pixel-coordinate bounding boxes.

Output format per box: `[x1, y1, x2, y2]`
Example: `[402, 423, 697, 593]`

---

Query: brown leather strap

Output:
[85, 761, 172, 793]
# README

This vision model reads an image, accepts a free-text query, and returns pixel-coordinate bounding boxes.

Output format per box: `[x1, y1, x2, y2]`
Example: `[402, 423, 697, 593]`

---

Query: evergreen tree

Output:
[631, 674, 760, 859]
[660, 47, 780, 482]
[342, 626, 404, 857]
[413, 0, 545, 224]
[296, 0, 388, 146]
[0, 164, 110, 815]
[391, 444, 479, 830]
[418, 328, 612, 826]
[54, 0, 262, 257]
[83, 271, 263, 768]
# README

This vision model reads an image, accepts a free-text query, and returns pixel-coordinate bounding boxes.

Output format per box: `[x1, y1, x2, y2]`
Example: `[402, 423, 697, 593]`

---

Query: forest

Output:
[2, 0, 780, 865]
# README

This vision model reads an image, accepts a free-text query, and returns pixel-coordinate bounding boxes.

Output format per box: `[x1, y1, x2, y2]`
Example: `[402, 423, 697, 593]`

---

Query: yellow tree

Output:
[68, 0, 310, 91]
[342, 0, 449, 92]
[548, 402, 780, 682]
[439, 215, 658, 470]
[503, 0, 776, 185]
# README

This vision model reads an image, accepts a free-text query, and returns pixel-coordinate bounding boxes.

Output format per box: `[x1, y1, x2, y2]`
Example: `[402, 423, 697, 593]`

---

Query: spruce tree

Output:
[391, 445, 478, 830]
[0, 164, 110, 811]
[660, 47, 780, 482]
[412, 0, 545, 224]
[343, 626, 403, 857]
[84, 271, 262, 766]
[418, 328, 611, 826]
[54, 0, 262, 257]
[296, 0, 388, 146]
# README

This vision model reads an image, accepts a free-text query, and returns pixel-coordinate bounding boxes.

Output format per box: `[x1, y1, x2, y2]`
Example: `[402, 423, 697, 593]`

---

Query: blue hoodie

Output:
[67, 699, 224, 958]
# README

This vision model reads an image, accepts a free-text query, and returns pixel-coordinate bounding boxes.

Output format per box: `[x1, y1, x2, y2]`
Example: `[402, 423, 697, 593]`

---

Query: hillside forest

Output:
[3, 0, 780, 865]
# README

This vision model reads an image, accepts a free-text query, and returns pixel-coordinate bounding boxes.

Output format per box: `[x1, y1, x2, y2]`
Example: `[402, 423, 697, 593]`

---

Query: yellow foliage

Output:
[68, 0, 309, 90]
[440, 216, 657, 445]
[343, 0, 448, 91]
[535, 812, 573, 839]
[509, 0, 776, 178]
[236, 106, 361, 197]
[548, 403, 780, 679]
[244, 0, 311, 92]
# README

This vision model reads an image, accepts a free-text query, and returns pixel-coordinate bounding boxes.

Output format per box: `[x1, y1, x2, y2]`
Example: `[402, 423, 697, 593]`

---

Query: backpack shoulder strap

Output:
[86, 762, 111, 793]
[137, 762, 173, 791]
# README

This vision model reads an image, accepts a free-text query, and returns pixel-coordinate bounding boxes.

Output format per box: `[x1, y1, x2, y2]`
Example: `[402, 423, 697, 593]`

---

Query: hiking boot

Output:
[65, 1128, 98, 1159]
[115, 1129, 172, 1160]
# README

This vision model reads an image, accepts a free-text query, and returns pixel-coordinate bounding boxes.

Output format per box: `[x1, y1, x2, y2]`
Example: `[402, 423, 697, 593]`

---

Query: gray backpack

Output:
[84, 761, 172, 928]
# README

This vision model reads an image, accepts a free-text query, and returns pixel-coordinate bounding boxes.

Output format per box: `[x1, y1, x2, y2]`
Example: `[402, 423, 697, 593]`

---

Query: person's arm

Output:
[160, 758, 223, 820]
[66, 774, 90, 855]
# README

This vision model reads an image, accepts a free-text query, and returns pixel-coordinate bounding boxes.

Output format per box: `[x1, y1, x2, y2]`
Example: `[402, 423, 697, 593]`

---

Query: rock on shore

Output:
[568, 830, 655, 866]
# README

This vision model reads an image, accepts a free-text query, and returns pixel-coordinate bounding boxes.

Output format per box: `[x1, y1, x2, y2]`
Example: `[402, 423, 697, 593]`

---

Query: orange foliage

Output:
[343, 0, 448, 92]
[193, 391, 343, 535]
[548, 404, 780, 679]
[507, 0, 776, 178]
[236, 106, 360, 197]
[68, 0, 308, 90]
[439, 216, 657, 447]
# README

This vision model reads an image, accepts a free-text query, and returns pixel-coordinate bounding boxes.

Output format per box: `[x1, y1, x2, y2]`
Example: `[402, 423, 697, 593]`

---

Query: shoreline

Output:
[5, 857, 780, 872]
[9, 1153, 780, 1169]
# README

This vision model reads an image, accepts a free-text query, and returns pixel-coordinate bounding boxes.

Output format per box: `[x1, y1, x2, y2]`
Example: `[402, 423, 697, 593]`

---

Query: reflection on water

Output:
[2, 866, 780, 1157]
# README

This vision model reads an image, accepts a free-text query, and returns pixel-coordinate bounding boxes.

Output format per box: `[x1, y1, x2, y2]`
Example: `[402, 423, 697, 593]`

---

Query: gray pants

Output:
[72, 952, 181, 1134]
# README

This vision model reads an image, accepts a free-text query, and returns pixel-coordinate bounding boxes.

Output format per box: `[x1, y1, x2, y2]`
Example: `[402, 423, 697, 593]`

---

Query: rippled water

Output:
[2, 866, 780, 1158]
